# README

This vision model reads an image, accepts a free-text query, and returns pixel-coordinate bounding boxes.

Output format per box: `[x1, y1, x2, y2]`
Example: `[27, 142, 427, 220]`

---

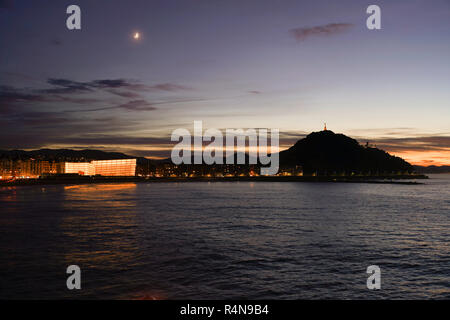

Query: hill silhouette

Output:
[279, 130, 414, 175]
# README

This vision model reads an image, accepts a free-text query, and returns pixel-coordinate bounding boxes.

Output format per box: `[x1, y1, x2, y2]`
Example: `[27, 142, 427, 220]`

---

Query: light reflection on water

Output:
[0, 176, 449, 299]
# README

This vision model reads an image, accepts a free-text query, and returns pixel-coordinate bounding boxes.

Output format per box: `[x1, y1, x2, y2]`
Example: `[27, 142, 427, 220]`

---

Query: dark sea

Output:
[1, 175, 449, 299]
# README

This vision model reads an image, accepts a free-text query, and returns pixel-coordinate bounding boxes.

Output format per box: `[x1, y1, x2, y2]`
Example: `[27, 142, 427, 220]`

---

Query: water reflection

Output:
[0, 186, 17, 203]
[63, 183, 137, 192]
[1, 179, 449, 299]
[59, 183, 143, 298]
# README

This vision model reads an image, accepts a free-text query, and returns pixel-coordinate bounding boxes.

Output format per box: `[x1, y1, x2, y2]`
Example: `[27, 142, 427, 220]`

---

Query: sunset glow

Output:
[391, 151, 450, 167]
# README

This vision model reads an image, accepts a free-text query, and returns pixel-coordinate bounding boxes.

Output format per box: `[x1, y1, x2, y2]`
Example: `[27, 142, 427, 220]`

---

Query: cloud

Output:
[361, 136, 450, 153]
[68, 96, 214, 113]
[0, 85, 100, 106]
[2, 77, 193, 111]
[63, 99, 157, 113]
[107, 89, 142, 99]
[0, 85, 47, 105]
[348, 128, 418, 136]
[46, 135, 171, 146]
[41, 78, 191, 94]
[289, 23, 353, 41]
[117, 100, 157, 111]
[87, 79, 191, 92]
[147, 83, 191, 91]
[54, 96, 101, 104]
[90, 79, 131, 89]
[248, 90, 262, 94]
[13, 111, 71, 126]
[348, 133, 450, 152]
[93, 81, 191, 92]
[279, 131, 308, 147]
[42, 79, 93, 94]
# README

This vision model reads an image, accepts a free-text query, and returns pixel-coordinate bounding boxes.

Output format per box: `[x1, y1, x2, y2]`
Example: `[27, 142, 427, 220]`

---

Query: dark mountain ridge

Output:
[0, 148, 154, 165]
[279, 130, 414, 175]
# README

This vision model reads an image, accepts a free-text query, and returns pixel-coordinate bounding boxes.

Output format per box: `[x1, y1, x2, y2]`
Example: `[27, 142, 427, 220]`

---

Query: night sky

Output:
[1, 0, 449, 165]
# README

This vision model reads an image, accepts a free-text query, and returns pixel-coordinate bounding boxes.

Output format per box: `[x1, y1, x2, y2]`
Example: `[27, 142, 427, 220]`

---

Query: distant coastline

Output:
[2, 130, 444, 182]
[0, 174, 428, 187]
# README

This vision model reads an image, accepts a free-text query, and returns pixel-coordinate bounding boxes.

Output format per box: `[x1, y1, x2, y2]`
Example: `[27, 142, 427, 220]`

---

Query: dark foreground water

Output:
[1, 175, 449, 299]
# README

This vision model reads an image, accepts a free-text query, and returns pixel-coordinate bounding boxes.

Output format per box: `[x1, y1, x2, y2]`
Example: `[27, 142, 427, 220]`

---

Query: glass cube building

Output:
[64, 159, 136, 176]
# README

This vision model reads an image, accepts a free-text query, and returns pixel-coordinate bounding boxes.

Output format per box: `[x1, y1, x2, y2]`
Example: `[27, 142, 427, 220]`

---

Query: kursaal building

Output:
[64, 159, 136, 176]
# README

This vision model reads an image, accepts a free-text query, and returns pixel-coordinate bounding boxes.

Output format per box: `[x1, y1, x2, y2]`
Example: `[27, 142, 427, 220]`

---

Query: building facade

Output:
[64, 159, 136, 176]
[0, 159, 64, 179]
[91, 159, 136, 176]
[64, 162, 95, 176]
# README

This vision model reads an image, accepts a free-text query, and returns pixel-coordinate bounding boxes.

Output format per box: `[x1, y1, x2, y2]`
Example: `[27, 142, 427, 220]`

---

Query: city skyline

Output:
[1, 0, 449, 165]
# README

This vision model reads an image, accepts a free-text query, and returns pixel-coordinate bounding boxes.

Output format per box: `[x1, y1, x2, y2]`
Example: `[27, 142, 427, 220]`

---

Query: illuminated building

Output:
[91, 159, 136, 176]
[0, 159, 64, 179]
[64, 159, 136, 176]
[276, 165, 303, 176]
[64, 162, 95, 176]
